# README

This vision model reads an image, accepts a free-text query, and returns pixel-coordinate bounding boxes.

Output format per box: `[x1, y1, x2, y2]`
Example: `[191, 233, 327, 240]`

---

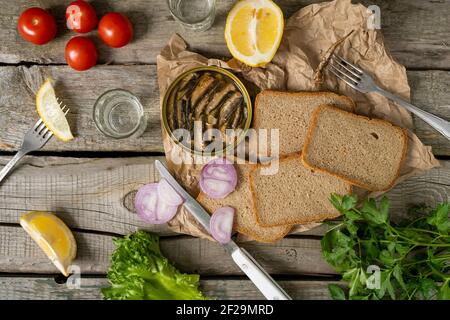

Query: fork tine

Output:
[57, 97, 67, 109]
[331, 56, 361, 79]
[41, 130, 53, 142]
[37, 123, 48, 135]
[328, 67, 358, 90]
[44, 130, 53, 140]
[329, 64, 360, 84]
[35, 121, 47, 133]
[41, 127, 50, 135]
[39, 123, 52, 136]
[33, 118, 43, 130]
[333, 54, 363, 74]
[60, 102, 70, 112]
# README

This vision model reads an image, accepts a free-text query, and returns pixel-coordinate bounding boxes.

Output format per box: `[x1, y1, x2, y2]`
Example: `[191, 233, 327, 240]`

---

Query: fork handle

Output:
[375, 87, 450, 141]
[0, 151, 27, 184]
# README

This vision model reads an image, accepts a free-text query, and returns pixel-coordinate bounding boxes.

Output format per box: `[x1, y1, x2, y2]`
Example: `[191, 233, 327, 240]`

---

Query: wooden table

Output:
[0, 0, 449, 300]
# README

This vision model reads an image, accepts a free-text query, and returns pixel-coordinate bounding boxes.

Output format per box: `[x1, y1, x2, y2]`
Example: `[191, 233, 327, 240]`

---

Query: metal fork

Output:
[328, 54, 450, 141]
[0, 103, 69, 184]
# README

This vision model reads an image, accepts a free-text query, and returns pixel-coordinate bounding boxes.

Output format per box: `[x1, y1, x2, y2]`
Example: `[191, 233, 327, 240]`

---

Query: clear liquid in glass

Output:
[93, 89, 146, 139]
[168, 0, 216, 31]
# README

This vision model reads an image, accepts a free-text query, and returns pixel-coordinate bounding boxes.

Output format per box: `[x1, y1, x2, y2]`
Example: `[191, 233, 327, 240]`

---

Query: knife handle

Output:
[231, 247, 292, 300]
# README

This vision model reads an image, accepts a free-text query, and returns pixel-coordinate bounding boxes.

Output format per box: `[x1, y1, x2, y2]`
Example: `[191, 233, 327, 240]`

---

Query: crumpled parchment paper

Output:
[156, 0, 440, 241]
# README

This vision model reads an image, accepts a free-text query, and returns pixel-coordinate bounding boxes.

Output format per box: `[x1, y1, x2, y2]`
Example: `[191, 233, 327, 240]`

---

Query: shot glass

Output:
[93, 89, 147, 139]
[167, 0, 216, 32]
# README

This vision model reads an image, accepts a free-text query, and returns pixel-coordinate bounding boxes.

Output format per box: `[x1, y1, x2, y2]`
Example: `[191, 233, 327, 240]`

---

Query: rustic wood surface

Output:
[0, 66, 163, 153]
[0, 277, 337, 300]
[0, 225, 335, 275]
[0, 67, 449, 154]
[0, 0, 448, 68]
[0, 156, 170, 235]
[0, 0, 449, 300]
[0, 156, 448, 235]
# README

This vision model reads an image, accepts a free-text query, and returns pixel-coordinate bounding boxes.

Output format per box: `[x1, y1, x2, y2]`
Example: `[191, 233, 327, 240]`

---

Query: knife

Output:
[155, 160, 292, 300]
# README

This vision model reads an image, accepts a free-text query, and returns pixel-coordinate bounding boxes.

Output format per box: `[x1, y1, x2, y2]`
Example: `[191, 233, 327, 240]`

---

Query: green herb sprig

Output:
[322, 194, 450, 300]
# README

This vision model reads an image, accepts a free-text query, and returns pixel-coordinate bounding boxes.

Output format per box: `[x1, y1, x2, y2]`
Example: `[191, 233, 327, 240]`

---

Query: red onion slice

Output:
[155, 199, 178, 223]
[210, 206, 235, 244]
[157, 179, 184, 206]
[200, 158, 237, 199]
[135, 183, 178, 224]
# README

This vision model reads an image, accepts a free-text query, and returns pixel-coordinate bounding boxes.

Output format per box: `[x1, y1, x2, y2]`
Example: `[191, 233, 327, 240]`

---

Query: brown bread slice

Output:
[197, 163, 292, 243]
[302, 105, 408, 191]
[253, 90, 355, 155]
[249, 154, 352, 227]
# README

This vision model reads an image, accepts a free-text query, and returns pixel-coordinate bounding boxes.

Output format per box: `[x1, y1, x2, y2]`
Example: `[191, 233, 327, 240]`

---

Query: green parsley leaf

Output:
[361, 198, 388, 225]
[328, 284, 346, 300]
[341, 195, 358, 211]
[417, 278, 438, 300]
[438, 280, 450, 300]
[393, 264, 407, 291]
[321, 229, 359, 272]
[426, 203, 450, 235]
[379, 249, 396, 267]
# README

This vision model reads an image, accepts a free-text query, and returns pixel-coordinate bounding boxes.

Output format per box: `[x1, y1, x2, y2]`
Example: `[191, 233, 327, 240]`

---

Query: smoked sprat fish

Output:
[165, 70, 248, 152]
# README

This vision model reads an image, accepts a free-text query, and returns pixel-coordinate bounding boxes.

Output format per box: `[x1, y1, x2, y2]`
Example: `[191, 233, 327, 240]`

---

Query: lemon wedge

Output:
[36, 78, 74, 142]
[225, 0, 284, 67]
[20, 211, 77, 276]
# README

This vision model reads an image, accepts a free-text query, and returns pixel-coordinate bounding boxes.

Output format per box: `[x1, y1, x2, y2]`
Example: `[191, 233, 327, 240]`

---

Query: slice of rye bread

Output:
[253, 90, 355, 155]
[249, 154, 352, 227]
[302, 105, 408, 191]
[197, 164, 292, 243]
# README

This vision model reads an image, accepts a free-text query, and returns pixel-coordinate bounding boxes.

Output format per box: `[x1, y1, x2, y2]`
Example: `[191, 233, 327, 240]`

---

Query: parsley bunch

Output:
[321, 194, 450, 300]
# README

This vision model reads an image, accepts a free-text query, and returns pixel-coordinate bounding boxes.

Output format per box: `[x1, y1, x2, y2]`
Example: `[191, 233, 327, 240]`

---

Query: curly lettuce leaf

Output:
[102, 231, 207, 300]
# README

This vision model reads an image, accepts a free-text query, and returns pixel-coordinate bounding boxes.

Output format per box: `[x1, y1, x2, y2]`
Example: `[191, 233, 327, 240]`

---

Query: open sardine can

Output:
[161, 66, 252, 157]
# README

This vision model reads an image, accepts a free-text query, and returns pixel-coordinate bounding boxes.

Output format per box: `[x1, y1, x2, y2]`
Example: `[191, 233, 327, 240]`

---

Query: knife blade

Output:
[155, 160, 292, 300]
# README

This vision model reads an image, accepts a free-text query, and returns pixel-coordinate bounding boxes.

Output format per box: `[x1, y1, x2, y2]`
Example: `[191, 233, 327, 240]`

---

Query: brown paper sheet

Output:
[156, 0, 440, 241]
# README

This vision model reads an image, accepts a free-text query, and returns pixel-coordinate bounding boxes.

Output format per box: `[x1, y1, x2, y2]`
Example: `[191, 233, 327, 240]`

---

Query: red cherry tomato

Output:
[18, 7, 57, 45]
[65, 36, 97, 71]
[98, 13, 133, 48]
[65, 0, 97, 33]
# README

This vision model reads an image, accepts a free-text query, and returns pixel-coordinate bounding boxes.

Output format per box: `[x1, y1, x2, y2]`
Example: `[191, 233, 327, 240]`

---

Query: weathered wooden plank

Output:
[384, 161, 450, 221]
[1, 1, 448, 69]
[0, 276, 336, 300]
[0, 65, 163, 152]
[408, 71, 450, 157]
[361, 0, 450, 69]
[0, 156, 174, 236]
[0, 277, 108, 300]
[0, 156, 448, 236]
[201, 278, 335, 300]
[0, 66, 449, 155]
[0, 225, 335, 275]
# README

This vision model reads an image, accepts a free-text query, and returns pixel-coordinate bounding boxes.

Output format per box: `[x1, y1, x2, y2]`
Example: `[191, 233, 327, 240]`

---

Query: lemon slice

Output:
[36, 78, 74, 142]
[225, 0, 284, 67]
[20, 211, 77, 276]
